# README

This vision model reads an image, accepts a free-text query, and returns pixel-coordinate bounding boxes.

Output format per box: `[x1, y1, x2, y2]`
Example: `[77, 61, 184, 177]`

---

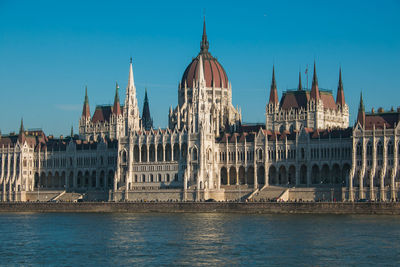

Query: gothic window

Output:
[192, 147, 198, 161]
[367, 142, 372, 156]
[388, 141, 394, 155]
[122, 150, 127, 163]
[258, 149, 263, 161]
[377, 141, 383, 156]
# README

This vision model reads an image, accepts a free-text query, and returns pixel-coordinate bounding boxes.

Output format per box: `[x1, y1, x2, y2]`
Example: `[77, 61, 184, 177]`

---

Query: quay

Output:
[1, 202, 400, 215]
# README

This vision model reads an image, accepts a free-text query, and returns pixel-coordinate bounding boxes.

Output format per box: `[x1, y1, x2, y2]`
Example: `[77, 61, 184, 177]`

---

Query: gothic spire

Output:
[127, 58, 135, 93]
[268, 65, 279, 104]
[298, 71, 302, 91]
[70, 125, 73, 137]
[200, 17, 209, 54]
[141, 88, 153, 131]
[18, 118, 26, 144]
[113, 82, 122, 116]
[197, 54, 206, 85]
[310, 61, 320, 100]
[81, 86, 90, 118]
[357, 92, 365, 126]
[336, 67, 345, 106]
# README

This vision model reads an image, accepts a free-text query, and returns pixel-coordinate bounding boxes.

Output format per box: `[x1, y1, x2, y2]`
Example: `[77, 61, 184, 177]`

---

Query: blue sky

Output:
[0, 0, 399, 136]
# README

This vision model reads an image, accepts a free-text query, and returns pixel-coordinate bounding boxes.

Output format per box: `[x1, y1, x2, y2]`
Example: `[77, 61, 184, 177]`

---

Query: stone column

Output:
[359, 171, 364, 199]
[348, 170, 354, 202]
[236, 167, 239, 185]
[391, 171, 396, 201]
[370, 172, 374, 201]
[296, 166, 300, 186]
[380, 172, 385, 201]
[227, 167, 230, 186]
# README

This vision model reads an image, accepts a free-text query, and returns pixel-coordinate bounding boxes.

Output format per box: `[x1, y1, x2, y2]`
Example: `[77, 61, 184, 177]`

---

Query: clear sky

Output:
[0, 0, 399, 136]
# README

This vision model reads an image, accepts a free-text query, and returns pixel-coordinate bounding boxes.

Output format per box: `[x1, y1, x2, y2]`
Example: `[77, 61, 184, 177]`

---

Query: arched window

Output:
[388, 141, 394, 155]
[377, 141, 383, 156]
[192, 147, 198, 161]
[122, 150, 127, 163]
[258, 149, 263, 161]
[356, 142, 362, 156]
[367, 142, 372, 156]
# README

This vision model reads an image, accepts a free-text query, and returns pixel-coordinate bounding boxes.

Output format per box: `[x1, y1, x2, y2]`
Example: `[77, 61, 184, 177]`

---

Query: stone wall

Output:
[1, 202, 400, 215]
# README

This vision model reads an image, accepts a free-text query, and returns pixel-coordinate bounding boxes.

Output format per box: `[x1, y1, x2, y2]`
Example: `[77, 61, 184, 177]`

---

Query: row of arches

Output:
[34, 170, 114, 190]
[220, 164, 351, 186]
[122, 143, 189, 163]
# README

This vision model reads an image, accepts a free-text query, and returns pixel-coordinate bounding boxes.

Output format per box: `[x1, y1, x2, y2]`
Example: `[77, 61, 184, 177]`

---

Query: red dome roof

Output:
[181, 19, 228, 89]
[181, 53, 228, 89]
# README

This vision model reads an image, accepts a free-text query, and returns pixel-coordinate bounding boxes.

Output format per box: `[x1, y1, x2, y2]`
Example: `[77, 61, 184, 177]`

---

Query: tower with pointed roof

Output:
[265, 63, 349, 131]
[79, 86, 91, 139]
[169, 17, 241, 134]
[124, 58, 141, 135]
[357, 92, 365, 127]
[141, 89, 153, 131]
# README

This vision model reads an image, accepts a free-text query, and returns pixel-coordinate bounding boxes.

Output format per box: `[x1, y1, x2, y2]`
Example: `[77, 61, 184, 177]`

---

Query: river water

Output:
[0, 213, 399, 266]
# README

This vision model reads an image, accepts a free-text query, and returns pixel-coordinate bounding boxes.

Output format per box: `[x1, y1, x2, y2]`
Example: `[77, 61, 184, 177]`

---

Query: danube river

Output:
[0, 213, 399, 266]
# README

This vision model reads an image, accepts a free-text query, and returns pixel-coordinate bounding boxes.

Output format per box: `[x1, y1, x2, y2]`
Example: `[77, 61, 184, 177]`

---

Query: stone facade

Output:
[0, 20, 399, 202]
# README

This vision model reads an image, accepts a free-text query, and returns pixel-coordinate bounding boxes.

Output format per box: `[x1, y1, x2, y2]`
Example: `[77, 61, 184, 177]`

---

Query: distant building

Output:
[0, 19, 399, 202]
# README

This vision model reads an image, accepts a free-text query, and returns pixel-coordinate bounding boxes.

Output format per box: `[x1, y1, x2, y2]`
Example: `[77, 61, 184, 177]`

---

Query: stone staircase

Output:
[57, 192, 83, 202]
[250, 186, 287, 201]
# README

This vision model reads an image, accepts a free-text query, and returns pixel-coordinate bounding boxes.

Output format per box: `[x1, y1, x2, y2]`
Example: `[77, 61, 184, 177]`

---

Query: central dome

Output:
[181, 20, 229, 89]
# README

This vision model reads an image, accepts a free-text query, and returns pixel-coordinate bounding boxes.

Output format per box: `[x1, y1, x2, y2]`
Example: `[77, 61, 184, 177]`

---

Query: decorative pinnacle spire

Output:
[19, 118, 24, 134]
[18, 117, 26, 144]
[70, 125, 73, 137]
[82, 86, 90, 118]
[336, 67, 346, 106]
[268, 65, 279, 105]
[298, 71, 302, 91]
[359, 92, 364, 111]
[113, 81, 122, 116]
[200, 17, 209, 53]
[141, 88, 153, 131]
[310, 61, 320, 100]
[197, 54, 205, 85]
[312, 61, 318, 86]
[84, 85, 89, 104]
[357, 91, 366, 126]
[115, 82, 120, 102]
[271, 65, 276, 89]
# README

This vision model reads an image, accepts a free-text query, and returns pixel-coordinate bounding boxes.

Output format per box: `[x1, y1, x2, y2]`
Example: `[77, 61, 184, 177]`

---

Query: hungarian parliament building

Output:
[1, 21, 399, 202]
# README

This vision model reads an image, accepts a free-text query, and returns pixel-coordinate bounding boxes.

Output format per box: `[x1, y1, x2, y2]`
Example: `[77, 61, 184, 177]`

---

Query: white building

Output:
[1, 20, 399, 202]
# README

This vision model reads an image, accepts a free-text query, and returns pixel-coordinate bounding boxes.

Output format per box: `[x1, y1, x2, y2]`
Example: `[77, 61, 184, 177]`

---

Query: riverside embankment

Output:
[1, 202, 400, 214]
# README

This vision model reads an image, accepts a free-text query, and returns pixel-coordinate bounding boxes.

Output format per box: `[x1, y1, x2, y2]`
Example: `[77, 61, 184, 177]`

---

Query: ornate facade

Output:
[0, 20, 399, 202]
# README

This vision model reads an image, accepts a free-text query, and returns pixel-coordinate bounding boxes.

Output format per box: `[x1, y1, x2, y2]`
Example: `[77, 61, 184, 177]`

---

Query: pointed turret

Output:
[81, 86, 90, 118]
[18, 118, 26, 144]
[268, 66, 279, 105]
[113, 82, 122, 116]
[197, 54, 206, 86]
[141, 88, 153, 131]
[310, 62, 320, 100]
[200, 17, 209, 54]
[357, 92, 365, 126]
[298, 71, 302, 91]
[70, 125, 74, 138]
[336, 67, 346, 106]
[124, 58, 140, 133]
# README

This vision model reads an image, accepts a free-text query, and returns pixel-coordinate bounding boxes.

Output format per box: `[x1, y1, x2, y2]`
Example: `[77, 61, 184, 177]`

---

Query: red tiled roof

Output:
[92, 106, 112, 123]
[365, 112, 400, 130]
[181, 53, 228, 89]
[280, 90, 337, 111]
